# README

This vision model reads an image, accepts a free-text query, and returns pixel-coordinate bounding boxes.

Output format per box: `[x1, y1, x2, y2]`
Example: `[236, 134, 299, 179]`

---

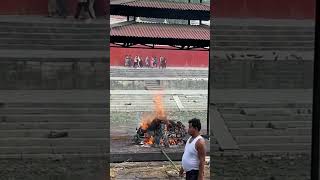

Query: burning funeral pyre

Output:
[133, 94, 187, 147]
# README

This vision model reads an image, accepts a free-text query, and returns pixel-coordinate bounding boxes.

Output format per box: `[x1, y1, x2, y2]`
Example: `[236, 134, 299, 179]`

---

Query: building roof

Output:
[111, 22, 209, 40]
[114, 0, 209, 11]
[110, 0, 210, 20]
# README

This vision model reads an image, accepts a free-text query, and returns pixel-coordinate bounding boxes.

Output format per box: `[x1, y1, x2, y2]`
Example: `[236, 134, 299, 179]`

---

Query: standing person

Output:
[56, 0, 68, 18]
[150, 57, 154, 68]
[179, 118, 206, 180]
[145, 56, 150, 68]
[74, 0, 94, 20]
[128, 55, 133, 67]
[163, 56, 167, 69]
[88, 0, 96, 19]
[153, 56, 158, 68]
[133, 56, 138, 68]
[137, 56, 141, 68]
[124, 55, 130, 67]
[48, 0, 57, 17]
[159, 56, 163, 69]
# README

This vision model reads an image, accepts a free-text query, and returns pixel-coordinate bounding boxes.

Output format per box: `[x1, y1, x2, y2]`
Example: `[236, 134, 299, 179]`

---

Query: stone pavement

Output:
[0, 89, 311, 103]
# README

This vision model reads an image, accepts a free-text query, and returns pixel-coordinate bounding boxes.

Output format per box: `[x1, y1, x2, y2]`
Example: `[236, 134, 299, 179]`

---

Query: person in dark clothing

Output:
[74, 0, 94, 19]
[133, 56, 139, 68]
[153, 56, 158, 68]
[56, 0, 68, 18]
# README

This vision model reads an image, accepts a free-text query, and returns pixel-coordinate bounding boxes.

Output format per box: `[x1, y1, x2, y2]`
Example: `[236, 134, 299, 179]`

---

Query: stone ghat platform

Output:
[110, 138, 212, 163]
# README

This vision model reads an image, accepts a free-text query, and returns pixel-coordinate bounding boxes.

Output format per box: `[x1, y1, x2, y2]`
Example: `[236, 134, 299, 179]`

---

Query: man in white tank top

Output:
[180, 118, 206, 180]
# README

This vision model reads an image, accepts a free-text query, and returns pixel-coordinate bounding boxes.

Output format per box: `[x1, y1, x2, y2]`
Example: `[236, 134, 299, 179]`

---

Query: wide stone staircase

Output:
[0, 15, 108, 159]
[214, 20, 314, 51]
[110, 68, 208, 78]
[0, 100, 107, 158]
[0, 19, 107, 51]
[110, 93, 208, 112]
[0, 16, 108, 90]
[217, 103, 312, 153]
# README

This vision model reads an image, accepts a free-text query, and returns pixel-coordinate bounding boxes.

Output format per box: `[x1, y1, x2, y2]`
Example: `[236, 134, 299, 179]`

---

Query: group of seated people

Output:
[124, 55, 167, 68]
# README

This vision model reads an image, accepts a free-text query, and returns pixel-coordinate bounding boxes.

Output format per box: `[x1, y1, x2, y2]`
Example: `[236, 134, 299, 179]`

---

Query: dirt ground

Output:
[110, 161, 210, 180]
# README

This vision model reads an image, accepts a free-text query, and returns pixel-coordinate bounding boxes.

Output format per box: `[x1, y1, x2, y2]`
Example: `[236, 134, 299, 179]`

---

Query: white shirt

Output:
[181, 135, 203, 172]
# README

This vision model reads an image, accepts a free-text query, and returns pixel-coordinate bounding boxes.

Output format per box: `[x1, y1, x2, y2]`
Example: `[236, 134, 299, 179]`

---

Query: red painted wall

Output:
[1, 0, 315, 19]
[2, 0, 107, 16]
[212, 0, 315, 19]
[110, 46, 209, 67]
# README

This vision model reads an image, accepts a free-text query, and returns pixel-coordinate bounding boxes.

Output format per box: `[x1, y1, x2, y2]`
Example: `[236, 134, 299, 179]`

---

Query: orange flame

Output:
[139, 93, 167, 131]
[153, 94, 167, 120]
[139, 93, 171, 145]
[144, 136, 154, 145]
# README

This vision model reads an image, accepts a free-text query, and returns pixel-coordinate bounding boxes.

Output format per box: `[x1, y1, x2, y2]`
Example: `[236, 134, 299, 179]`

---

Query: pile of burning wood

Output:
[133, 93, 187, 147]
[133, 118, 187, 147]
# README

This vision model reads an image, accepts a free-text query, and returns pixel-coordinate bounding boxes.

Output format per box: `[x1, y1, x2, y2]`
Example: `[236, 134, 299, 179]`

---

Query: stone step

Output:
[0, 32, 106, 39]
[0, 57, 107, 62]
[0, 146, 106, 154]
[239, 143, 310, 152]
[0, 22, 106, 28]
[0, 108, 107, 114]
[213, 46, 313, 51]
[243, 108, 297, 116]
[222, 114, 311, 121]
[235, 135, 311, 144]
[214, 26, 313, 31]
[0, 114, 107, 122]
[230, 128, 311, 136]
[214, 31, 314, 36]
[0, 138, 106, 146]
[2, 103, 106, 108]
[110, 107, 179, 111]
[226, 121, 312, 128]
[0, 44, 106, 50]
[214, 35, 314, 41]
[0, 122, 107, 130]
[215, 41, 313, 47]
[0, 38, 107, 45]
[216, 103, 312, 108]
[0, 129, 108, 138]
[218, 108, 243, 114]
[0, 26, 105, 33]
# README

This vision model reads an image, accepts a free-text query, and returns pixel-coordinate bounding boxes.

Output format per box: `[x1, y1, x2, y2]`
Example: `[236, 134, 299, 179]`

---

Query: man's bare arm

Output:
[196, 138, 206, 180]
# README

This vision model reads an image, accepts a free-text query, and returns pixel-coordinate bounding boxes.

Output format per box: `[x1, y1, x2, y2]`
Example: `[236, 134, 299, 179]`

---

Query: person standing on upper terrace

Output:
[88, 0, 96, 19]
[145, 56, 150, 68]
[75, 0, 95, 20]
[56, 0, 68, 18]
[180, 118, 206, 180]
[48, 0, 57, 17]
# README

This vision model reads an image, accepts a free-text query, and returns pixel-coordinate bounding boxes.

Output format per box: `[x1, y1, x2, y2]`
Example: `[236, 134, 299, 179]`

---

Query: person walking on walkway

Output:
[180, 118, 206, 180]
[56, 0, 68, 18]
[48, 0, 57, 17]
[88, 0, 96, 19]
[74, 0, 95, 20]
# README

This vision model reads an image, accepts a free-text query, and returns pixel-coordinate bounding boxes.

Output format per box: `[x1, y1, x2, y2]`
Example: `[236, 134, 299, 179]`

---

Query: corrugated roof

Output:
[110, 22, 209, 40]
[114, 0, 210, 11]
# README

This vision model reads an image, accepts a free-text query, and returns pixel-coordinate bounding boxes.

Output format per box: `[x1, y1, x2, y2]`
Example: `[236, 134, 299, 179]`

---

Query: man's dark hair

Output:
[188, 118, 201, 131]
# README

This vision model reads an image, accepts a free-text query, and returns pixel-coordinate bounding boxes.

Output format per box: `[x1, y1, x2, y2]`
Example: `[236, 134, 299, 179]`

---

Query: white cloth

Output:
[181, 135, 203, 172]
